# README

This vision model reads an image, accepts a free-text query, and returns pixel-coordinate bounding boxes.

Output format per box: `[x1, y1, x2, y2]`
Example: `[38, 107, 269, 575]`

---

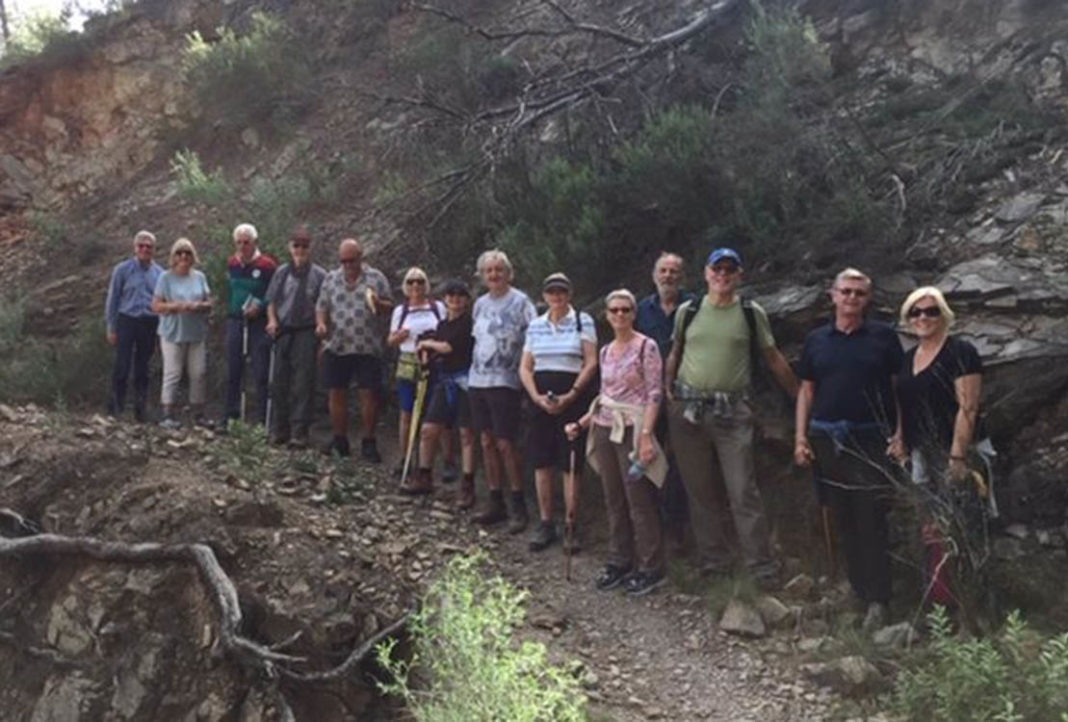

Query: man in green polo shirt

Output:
[665, 248, 798, 584]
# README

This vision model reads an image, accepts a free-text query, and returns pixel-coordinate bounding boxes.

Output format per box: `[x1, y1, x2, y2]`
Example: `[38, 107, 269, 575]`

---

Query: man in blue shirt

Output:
[105, 230, 163, 421]
[634, 252, 694, 550]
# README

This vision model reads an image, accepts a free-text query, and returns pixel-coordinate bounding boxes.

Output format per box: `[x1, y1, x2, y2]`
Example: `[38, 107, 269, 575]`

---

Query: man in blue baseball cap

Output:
[664, 247, 798, 586]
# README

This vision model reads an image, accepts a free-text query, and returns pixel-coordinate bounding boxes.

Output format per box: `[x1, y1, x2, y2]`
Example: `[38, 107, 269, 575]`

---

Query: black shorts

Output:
[527, 371, 588, 470]
[469, 387, 522, 441]
[322, 351, 382, 392]
[422, 381, 472, 429]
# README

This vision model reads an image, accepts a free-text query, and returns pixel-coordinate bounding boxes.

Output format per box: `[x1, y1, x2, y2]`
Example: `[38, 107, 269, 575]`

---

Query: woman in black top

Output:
[893, 286, 982, 484]
[893, 286, 982, 608]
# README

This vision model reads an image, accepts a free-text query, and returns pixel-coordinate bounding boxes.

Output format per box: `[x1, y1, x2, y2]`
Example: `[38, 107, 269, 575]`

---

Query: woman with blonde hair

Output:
[151, 238, 213, 429]
[893, 285, 983, 608]
[388, 266, 445, 481]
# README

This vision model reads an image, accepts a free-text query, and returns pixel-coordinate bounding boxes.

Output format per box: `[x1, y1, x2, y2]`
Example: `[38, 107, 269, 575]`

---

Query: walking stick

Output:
[265, 339, 277, 434]
[240, 320, 249, 423]
[400, 363, 429, 485]
[565, 446, 577, 582]
[821, 506, 836, 577]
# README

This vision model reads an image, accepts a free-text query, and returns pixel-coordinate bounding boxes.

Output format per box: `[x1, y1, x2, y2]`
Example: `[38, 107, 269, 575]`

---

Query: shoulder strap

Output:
[677, 297, 702, 360]
[430, 300, 442, 322]
[741, 299, 764, 382]
[398, 301, 411, 328]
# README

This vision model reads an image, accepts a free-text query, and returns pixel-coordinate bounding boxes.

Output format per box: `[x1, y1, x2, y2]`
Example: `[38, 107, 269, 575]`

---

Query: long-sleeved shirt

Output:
[105, 257, 164, 333]
[225, 250, 278, 317]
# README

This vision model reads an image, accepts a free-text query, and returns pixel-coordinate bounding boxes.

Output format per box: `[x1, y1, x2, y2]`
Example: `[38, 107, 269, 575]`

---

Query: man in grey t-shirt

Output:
[265, 225, 327, 448]
[469, 249, 537, 531]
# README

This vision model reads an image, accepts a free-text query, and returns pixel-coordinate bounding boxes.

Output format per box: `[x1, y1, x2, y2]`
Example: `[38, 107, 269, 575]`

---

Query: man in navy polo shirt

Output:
[794, 267, 905, 632]
[635, 252, 695, 549]
[105, 230, 163, 421]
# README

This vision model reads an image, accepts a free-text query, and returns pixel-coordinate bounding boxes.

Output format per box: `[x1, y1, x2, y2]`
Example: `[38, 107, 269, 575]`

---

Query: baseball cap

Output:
[542, 272, 573, 293]
[707, 248, 743, 267]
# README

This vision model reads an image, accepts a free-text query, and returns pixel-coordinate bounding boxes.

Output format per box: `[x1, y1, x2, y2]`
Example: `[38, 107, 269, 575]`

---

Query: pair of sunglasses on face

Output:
[908, 306, 941, 319]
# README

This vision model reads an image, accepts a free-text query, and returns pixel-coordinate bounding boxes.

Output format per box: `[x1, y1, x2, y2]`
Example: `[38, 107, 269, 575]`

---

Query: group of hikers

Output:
[105, 225, 984, 622]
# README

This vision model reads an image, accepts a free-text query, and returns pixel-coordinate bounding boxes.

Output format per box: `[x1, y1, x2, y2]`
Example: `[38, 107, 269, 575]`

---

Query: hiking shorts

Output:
[469, 387, 521, 441]
[322, 351, 382, 392]
[423, 383, 472, 429]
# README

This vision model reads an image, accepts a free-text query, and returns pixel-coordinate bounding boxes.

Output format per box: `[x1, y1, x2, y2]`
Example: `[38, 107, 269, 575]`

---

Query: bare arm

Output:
[558, 340, 598, 411]
[794, 379, 815, 466]
[950, 373, 982, 459]
[763, 346, 798, 398]
[519, 350, 542, 406]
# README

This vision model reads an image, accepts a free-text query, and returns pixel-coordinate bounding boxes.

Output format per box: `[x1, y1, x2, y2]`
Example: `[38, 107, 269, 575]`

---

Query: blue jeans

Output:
[225, 316, 271, 422]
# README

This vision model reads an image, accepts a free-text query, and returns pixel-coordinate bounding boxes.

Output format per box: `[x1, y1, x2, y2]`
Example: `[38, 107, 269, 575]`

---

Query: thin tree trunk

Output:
[0, 0, 9, 43]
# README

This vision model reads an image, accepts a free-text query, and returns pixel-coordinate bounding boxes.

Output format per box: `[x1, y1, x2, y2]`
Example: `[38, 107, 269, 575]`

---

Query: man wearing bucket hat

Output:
[664, 247, 798, 586]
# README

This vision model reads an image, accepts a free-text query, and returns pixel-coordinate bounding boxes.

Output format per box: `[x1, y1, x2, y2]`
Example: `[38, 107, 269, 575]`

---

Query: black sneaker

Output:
[623, 571, 666, 597]
[133, 403, 146, 423]
[529, 521, 557, 552]
[361, 438, 382, 463]
[594, 564, 631, 591]
[322, 436, 351, 458]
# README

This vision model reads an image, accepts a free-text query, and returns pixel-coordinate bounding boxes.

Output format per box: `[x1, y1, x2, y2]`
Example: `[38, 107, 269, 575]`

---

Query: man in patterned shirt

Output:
[315, 238, 393, 460]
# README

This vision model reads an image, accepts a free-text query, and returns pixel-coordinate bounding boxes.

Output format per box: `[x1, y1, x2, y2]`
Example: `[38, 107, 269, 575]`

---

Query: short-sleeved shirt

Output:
[635, 290, 694, 358]
[316, 266, 393, 356]
[432, 313, 474, 374]
[523, 308, 597, 374]
[593, 333, 662, 427]
[390, 300, 447, 354]
[469, 287, 537, 390]
[798, 319, 905, 425]
[897, 335, 982, 452]
[672, 297, 775, 392]
[154, 270, 211, 344]
[265, 262, 327, 329]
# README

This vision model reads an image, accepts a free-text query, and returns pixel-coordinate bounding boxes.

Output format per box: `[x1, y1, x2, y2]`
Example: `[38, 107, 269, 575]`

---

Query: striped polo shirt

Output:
[523, 307, 597, 373]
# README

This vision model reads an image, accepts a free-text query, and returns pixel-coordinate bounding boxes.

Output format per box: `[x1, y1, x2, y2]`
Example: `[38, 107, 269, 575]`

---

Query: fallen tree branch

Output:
[283, 611, 412, 682]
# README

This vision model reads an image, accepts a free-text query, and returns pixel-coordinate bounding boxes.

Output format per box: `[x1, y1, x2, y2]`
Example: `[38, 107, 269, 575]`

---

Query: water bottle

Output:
[626, 450, 646, 482]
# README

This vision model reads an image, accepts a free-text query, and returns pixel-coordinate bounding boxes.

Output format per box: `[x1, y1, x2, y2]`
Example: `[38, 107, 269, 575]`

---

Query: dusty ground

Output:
[0, 404, 836, 721]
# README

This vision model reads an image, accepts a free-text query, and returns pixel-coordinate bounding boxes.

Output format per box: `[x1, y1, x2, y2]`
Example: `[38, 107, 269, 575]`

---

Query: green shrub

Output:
[893, 606, 1068, 721]
[0, 317, 112, 407]
[0, 9, 87, 69]
[0, 296, 27, 356]
[217, 420, 270, 483]
[376, 553, 587, 721]
[170, 149, 231, 205]
[182, 12, 313, 133]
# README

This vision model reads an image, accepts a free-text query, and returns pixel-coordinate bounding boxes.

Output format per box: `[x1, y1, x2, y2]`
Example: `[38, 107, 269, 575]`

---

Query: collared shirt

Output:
[105, 257, 163, 332]
[635, 290, 694, 358]
[153, 270, 211, 344]
[593, 333, 662, 428]
[522, 306, 596, 374]
[469, 287, 537, 390]
[226, 250, 278, 317]
[316, 266, 393, 356]
[798, 319, 904, 426]
[265, 262, 327, 329]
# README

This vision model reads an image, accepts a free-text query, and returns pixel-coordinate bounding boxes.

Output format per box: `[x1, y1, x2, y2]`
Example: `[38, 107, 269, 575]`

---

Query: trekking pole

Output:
[400, 363, 429, 485]
[821, 506, 836, 577]
[265, 338, 276, 434]
[240, 320, 249, 423]
[565, 445, 577, 582]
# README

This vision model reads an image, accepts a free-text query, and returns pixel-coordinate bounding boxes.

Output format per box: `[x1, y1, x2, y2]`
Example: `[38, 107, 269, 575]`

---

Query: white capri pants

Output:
[160, 339, 207, 406]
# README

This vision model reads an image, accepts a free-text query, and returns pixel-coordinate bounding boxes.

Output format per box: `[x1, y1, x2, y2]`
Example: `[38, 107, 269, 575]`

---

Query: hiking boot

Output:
[400, 468, 433, 496]
[133, 402, 146, 423]
[623, 571, 667, 597]
[594, 564, 631, 591]
[322, 435, 351, 458]
[441, 461, 459, 484]
[529, 521, 557, 552]
[194, 415, 215, 431]
[507, 493, 528, 535]
[861, 602, 888, 633]
[473, 491, 507, 526]
[456, 475, 476, 511]
[287, 433, 308, 450]
[361, 437, 382, 463]
[750, 560, 781, 591]
[269, 431, 290, 447]
[159, 417, 182, 431]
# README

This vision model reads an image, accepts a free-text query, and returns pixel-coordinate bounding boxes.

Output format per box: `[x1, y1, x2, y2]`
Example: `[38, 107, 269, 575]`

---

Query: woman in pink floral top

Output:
[568, 289, 667, 597]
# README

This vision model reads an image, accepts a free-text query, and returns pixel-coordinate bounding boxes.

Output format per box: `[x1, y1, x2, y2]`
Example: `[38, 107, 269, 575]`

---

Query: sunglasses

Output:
[908, 306, 942, 319]
[607, 306, 633, 315]
[709, 264, 739, 275]
[405, 278, 426, 285]
[836, 287, 869, 297]
[175, 250, 193, 257]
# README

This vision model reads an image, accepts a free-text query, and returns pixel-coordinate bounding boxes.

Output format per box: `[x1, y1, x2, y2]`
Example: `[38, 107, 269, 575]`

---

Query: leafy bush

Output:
[217, 420, 270, 483]
[894, 606, 1068, 721]
[376, 553, 587, 721]
[170, 149, 231, 205]
[0, 9, 87, 69]
[0, 317, 112, 407]
[182, 12, 313, 133]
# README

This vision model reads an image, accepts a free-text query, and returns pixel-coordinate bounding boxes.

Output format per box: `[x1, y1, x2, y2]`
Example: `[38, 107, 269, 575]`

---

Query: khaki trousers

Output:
[591, 425, 664, 574]
[667, 398, 772, 570]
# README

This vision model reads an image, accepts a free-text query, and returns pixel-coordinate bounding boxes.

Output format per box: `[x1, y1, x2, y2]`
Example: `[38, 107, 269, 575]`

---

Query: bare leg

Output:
[398, 410, 412, 463]
[534, 467, 555, 522]
[460, 428, 476, 475]
[441, 428, 456, 466]
[328, 389, 348, 437]
[357, 389, 378, 440]
[420, 422, 443, 470]
[481, 431, 502, 491]
[497, 438, 524, 493]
